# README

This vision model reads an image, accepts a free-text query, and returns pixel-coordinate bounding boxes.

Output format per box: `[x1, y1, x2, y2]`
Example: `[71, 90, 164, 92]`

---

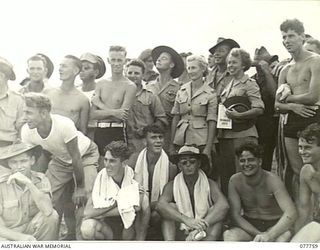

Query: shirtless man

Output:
[156, 146, 228, 241]
[44, 55, 90, 135]
[275, 19, 320, 200]
[223, 142, 297, 242]
[291, 123, 320, 241]
[90, 46, 137, 156]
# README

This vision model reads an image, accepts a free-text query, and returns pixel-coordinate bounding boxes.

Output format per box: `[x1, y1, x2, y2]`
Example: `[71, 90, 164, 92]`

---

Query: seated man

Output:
[0, 143, 58, 241]
[81, 141, 149, 240]
[224, 142, 297, 242]
[156, 146, 229, 241]
[291, 123, 320, 241]
[127, 124, 178, 239]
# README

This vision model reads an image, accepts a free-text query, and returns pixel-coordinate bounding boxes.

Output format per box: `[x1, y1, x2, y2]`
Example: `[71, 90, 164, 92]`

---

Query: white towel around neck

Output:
[134, 148, 169, 202]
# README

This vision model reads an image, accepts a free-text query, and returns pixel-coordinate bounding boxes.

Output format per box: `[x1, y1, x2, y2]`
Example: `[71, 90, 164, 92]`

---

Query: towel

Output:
[173, 169, 212, 231]
[91, 165, 140, 229]
[134, 148, 169, 202]
[276, 84, 291, 102]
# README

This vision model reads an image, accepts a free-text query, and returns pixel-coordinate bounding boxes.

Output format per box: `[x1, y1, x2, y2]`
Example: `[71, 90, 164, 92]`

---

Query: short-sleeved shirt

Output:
[0, 171, 51, 228]
[21, 114, 91, 165]
[127, 86, 166, 138]
[0, 90, 25, 143]
[218, 74, 265, 139]
[171, 81, 218, 146]
[147, 77, 180, 121]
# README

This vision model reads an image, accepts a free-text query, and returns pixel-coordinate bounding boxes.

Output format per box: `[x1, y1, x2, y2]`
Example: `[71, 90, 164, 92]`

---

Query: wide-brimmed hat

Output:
[36, 53, 54, 79]
[252, 46, 279, 66]
[151, 46, 184, 78]
[209, 38, 240, 54]
[170, 146, 210, 170]
[0, 56, 16, 81]
[80, 53, 106, 79]
[0, 142, 42, 161]
[223, 96, 255, 132]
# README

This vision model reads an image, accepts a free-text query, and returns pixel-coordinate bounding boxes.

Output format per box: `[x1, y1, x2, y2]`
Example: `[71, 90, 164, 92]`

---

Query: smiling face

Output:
[126, 65, 143, 86]
[298, 137, 320, 165]
[213, 44, 230, 65]
[186, 60, 204, 81]
[7, 152, 34, 178]
[108, 51, 126, 74]
[238, 150, 262, 177]
[23, 105, 45, 129]
[178, 155, 201, 176]
[227, 55, 244, 77]
[282, 29, 304, 54]
[27, 60, 47, 82]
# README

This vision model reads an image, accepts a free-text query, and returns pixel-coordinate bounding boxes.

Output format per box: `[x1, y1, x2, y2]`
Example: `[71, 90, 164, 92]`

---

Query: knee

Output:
[81, 219, 98, 240]
[223, 229, 238, 241]
[306, 221, 320, 230]
[46, 210, 59, 226]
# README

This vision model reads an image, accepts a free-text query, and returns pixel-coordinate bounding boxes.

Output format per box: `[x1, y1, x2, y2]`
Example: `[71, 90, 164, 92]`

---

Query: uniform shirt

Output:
[147, 77, 180, 121]
[218, 74, 264, 139]
[171, 81, 218, 146]
[0, 90, 25, 143]
[206, 66, 233, 100]
[127, 85, 166, 138]
[0, 171, 51, 229]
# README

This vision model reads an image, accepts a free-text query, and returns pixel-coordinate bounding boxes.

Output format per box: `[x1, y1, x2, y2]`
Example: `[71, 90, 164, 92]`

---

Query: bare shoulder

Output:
[96, 79, 112, 88]
[300, 164, 315, 180]
[229, 172, 242, 184]
[208, 178, 220, 191]
[43, 87, 58, 95]
[124, 79, 137, 89]
[264, 171, 285, 190]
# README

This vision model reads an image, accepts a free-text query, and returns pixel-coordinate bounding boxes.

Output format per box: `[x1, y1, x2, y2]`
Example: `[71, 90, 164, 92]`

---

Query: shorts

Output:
[284, 109, 320, 138]
[243, 215, 279, 232]
[103, 216, 124, 240]
[94, 127, 127, 155]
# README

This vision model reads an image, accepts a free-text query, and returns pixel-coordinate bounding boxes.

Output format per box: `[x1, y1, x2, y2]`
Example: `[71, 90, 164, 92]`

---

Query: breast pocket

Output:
[176, 95, 189, 114]
[2, 199, 19, 222]
[135, 98, 152, 116]
[164, 90, 178, 103]
[192, 99, 208, 116]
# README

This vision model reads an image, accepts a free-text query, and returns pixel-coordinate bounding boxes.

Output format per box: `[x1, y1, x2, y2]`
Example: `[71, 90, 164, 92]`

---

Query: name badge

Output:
[217, 104, 232, 129]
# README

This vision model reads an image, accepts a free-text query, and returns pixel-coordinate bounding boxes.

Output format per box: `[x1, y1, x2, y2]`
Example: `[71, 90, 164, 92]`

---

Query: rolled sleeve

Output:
[246, 80, 265, 110]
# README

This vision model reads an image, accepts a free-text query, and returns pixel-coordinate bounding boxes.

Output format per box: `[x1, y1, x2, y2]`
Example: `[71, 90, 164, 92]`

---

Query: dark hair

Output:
[142, 124, 164, 138]
[65, 55, 82, 74]
[298, 123, 320, 146]
[280, 19, 305, 35]
[104, 141, 130, 162]
[24, 93, 52, 112]
[235, 142, 263, 159]
[126, 59, 146, 74]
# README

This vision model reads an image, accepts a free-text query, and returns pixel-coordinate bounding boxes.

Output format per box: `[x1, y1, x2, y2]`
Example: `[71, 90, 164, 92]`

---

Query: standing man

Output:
[19, 55, 49, 94]
[147, 46, 184, 152]
[91, 46, 137, 156]
[224, 142, 297, 242]
[0, 56, 25, 147]
[125, 59, 168, 152]
[21, 93, 99, 240]
[44, 55, 90, 135]
[0, 143, 59, 241]
[138, 49, 159, 83]
[156, 146, 228, 241]
[275, 19, 320, 200]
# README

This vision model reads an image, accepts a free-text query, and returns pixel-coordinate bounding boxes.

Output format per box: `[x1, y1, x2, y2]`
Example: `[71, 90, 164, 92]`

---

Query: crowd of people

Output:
[0, 18, 320, 242]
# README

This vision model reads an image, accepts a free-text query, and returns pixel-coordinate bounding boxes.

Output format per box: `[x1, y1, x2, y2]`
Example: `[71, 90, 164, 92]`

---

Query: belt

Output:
[96, 122, 125, 128]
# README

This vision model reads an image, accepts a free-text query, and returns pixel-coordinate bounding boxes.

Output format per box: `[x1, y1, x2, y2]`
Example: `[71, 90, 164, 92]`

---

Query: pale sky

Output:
[1, 0, 320, 85]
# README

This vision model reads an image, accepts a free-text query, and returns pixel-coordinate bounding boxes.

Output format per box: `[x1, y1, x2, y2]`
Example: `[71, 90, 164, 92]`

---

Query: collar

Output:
[232, 74, 250, 87]
[180, 81, 213, 99]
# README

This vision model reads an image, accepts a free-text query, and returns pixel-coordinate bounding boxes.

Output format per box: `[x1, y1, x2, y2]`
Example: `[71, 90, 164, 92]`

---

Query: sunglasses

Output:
[179, 158, 198, 166]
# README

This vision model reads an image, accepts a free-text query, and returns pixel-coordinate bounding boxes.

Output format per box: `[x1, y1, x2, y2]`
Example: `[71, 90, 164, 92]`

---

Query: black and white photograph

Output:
[0, 0, 320, 247]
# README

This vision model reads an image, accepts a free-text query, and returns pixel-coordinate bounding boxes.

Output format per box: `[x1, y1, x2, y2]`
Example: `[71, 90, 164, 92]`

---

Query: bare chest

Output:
[100, 85, 126, 108]
[287, 63, 311, 95]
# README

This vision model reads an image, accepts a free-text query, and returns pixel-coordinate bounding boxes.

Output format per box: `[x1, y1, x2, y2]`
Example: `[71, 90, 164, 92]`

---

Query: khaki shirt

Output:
[127, 86, 167, 138]
[218, 74, 264, 139]
[206, 66, 233, 100]
[147, 77, 180, 121]
[171, 82, 218, 146]
[0, 90, 25, 143]
[0, 171, 51, 229]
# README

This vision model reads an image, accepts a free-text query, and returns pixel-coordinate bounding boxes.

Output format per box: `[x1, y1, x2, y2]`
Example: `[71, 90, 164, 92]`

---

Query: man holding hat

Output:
[207, 37, 240, 99]
[78, 53, 106, 139]
[0, 142, 59, 241]
[147, 45, 184, 152]
[44, 55, 90, 135]
[0, 56, 25, 147]
[156, 145, 228, 241]
[251, 46, 279, 171]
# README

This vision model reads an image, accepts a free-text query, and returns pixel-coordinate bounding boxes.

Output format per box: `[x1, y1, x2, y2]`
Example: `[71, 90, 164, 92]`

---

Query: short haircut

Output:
[280, 18, 305, 35]
[305, 38, 320, 51]
[126, 59, 146, 74]
[24, 93, 52, 112]
[27, 55, 47, 68]
[142, 124, 164, 138]
[64, 55, 82, 73]
[228, 48, 252, 72]
[186, 55, 208, 77]
[104, 141, 130, 162]
[109, 46, 127, 56]
[138, 49, 152, 62]
[298, 123, 320, 146]
[235, 142, 263, 159]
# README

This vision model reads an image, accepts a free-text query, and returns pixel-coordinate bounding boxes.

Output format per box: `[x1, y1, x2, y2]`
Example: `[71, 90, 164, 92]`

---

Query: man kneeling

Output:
[156, 146, 229, 241]
[0, 143, 58, 241]
[80, 141, 149, 240]
[224, 142, 297, 242]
